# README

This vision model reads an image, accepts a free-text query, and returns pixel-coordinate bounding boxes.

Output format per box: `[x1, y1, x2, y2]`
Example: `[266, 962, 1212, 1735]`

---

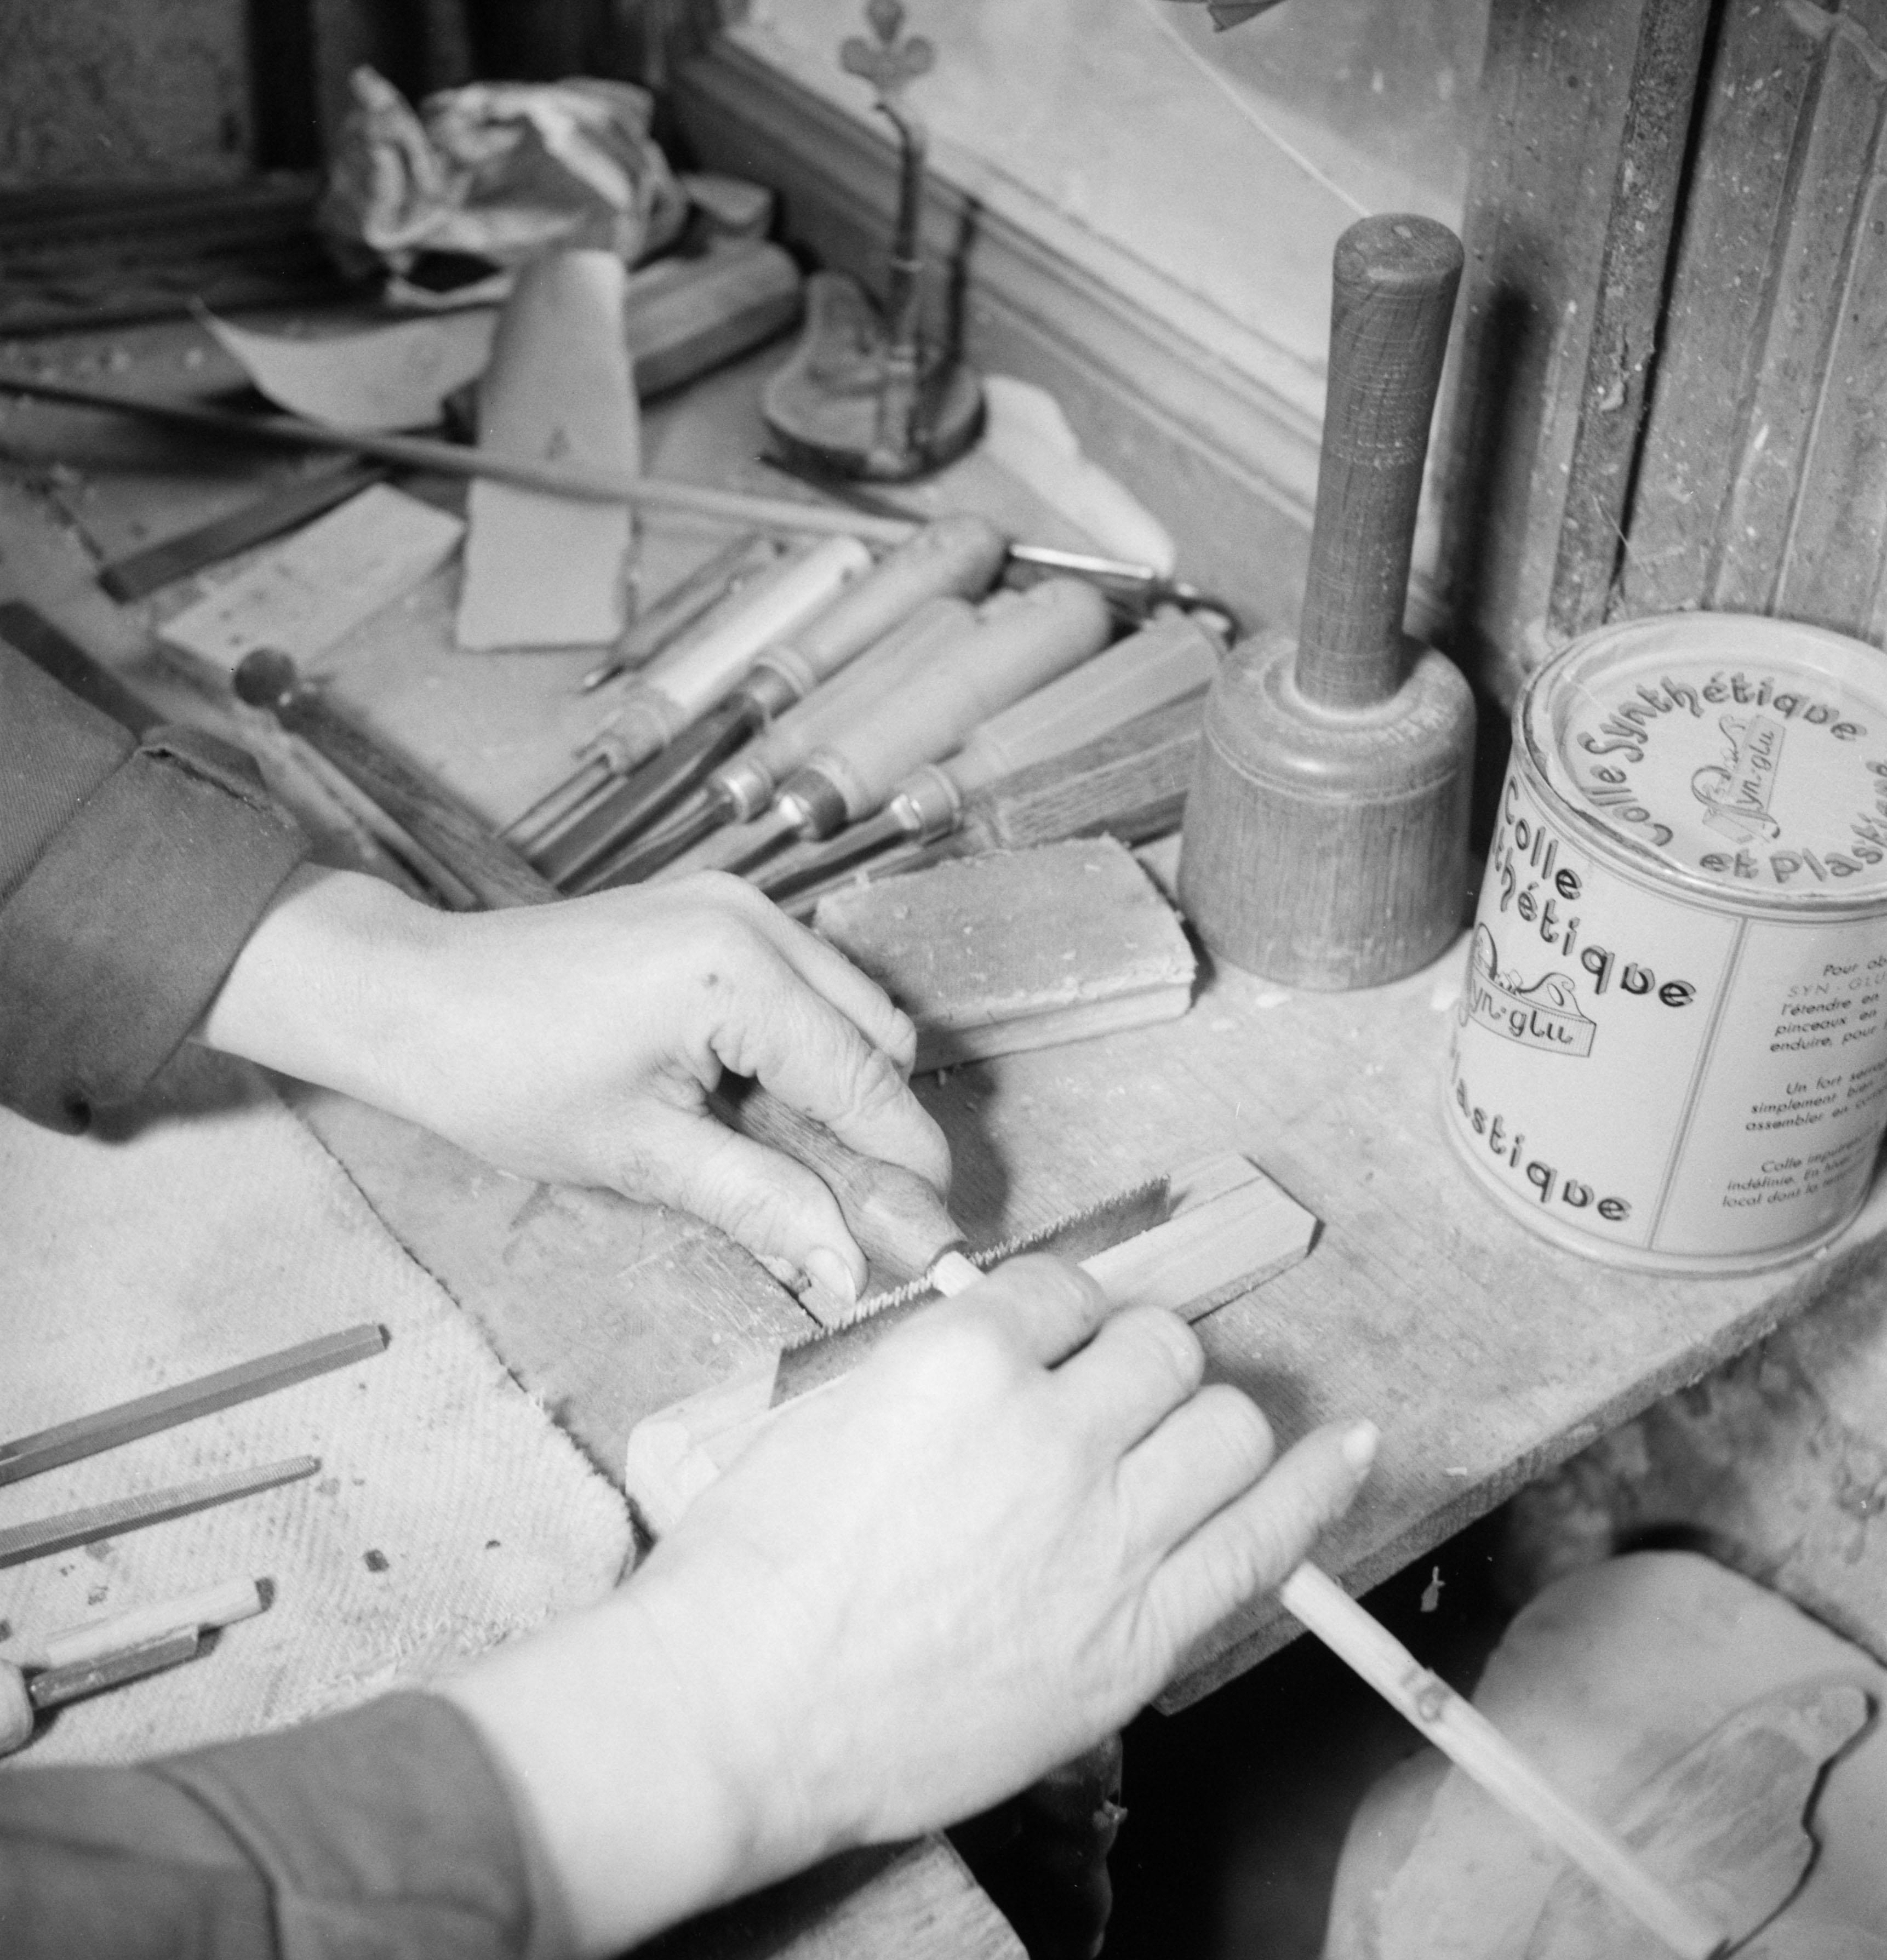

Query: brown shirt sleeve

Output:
[0, 1693, 550, 1960]
[0, 642, 308, 1129]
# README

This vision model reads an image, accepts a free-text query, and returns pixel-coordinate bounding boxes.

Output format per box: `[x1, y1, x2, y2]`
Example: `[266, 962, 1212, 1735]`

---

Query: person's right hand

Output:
[440, 1254, 1378, 1957]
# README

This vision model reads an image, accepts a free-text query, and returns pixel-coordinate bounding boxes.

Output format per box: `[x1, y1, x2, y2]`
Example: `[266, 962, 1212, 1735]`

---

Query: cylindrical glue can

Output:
[1445, 613, 1887, 1272]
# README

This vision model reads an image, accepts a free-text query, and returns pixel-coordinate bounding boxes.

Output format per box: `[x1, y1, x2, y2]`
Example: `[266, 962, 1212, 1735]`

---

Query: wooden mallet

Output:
[1180, 213, 1476, 989]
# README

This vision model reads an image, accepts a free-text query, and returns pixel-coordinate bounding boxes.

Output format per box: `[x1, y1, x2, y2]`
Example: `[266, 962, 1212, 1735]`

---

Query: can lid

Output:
[1524, 613, 1887, 905]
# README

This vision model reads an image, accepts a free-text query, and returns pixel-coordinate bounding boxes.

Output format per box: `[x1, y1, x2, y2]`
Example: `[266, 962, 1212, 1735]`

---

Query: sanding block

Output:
[813, 835, 1197, 1072]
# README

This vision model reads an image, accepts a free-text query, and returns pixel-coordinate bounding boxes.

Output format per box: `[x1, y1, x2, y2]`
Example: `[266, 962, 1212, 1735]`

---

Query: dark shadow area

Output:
[1104, 1505, 1516, 1960]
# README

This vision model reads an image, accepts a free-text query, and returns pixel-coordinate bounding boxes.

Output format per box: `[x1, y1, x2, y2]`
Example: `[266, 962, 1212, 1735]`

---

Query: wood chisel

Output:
[566, 593, 983, 893]
[568, 532, 872, 787]
[25, 1576, 268, 1672]
[1, 1580, 270, 1754]
[625, 1127, 1727, 1960]
[0, 1627, 210, 1757]
[536, 516, 1007, 887]
[756, 613, 1218, 898]
[701, 576, 1113, 881]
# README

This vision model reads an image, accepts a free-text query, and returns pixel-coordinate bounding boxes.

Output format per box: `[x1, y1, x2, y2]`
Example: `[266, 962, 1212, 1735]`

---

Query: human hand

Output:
[439, 1255, 1376, 1954]
[199, 865, 948, 1295]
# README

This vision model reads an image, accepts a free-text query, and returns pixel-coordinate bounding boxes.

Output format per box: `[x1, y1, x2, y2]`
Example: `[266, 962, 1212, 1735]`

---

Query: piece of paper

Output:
[206, 309, 498, 431]
[981, 374, 1178, 574]
[157, 483, 464, 673]
[456, 249, 639, 651]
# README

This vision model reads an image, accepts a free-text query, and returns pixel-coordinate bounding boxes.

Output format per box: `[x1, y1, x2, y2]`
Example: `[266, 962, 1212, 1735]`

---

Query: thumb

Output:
[614, 1100, 868, 1303]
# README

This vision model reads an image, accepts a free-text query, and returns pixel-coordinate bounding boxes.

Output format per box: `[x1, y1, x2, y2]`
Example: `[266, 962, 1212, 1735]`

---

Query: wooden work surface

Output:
[8, 309, 1887, 1951]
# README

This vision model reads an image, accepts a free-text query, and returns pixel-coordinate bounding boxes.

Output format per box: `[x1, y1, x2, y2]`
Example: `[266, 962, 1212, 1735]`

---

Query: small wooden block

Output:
[813, 836, 1197, 1072]
[156, 484, 463, 675]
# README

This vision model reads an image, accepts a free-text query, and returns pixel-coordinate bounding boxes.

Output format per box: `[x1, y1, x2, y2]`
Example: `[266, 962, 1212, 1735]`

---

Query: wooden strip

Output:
[1711, 22, 1885, 618]
[1276, 1565, 1725, 1959]
[98, 460, 385, 602]
[0, 1457, 321, 1569]
[1616, 0, 1824, 618]
[0, 1324, 384, 1487]
[1545, 0, 1714, 641]
[0, 601, 158, 735]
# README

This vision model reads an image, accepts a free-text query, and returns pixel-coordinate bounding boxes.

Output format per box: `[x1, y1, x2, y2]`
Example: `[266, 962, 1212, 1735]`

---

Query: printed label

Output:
[1462, 927, 1596, 1056]
[1448, 758, 1887, 1266]
[1534, 616, 1887, 895]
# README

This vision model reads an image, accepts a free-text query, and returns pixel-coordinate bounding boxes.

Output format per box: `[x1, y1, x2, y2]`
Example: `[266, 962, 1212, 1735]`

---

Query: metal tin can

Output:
[1445, 613, 1887, 1272]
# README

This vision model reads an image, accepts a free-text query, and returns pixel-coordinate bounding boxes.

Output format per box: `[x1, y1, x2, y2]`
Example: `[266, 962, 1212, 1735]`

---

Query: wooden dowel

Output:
[0, 372, 917, 545]
[1274, 1564, 1726, 1959]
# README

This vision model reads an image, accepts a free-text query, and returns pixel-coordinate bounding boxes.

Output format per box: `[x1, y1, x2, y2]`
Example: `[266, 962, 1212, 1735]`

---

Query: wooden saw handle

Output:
[711, 1082, 965, 1283]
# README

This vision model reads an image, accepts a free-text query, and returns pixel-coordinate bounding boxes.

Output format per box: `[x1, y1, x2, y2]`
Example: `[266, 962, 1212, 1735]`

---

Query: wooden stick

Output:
[1274, 1565, 1724, 1958]
[0, 1323, 385, 1487]
[0, 372, 916, 545]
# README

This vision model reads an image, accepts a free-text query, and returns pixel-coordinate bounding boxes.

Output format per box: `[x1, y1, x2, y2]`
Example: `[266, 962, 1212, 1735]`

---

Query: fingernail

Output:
[804, 1247, 858, 1308]
[1342, 1421, 1380, 1475]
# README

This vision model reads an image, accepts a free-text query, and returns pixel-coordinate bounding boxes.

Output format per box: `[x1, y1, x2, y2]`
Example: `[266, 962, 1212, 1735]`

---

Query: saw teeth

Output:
[784, 1176, 1169, 1347]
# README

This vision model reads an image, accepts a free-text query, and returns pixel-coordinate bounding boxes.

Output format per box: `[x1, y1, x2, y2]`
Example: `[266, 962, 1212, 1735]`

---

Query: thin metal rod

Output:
[0, 1324, 385, 1487]
[0, 1457, 322, 1568]
[0, 373, 916, 545]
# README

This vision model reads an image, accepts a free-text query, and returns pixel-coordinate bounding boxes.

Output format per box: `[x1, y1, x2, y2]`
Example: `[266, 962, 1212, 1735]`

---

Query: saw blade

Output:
[775, 1175, 1169, 1403]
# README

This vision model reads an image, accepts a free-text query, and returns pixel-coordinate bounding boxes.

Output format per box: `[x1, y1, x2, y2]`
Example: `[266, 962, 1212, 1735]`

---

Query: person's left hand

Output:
[200, 866, 948, 1299]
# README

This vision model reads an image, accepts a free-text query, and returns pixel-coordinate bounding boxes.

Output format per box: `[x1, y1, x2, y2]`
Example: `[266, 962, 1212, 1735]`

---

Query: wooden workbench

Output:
[7, 311, 1887, 1955]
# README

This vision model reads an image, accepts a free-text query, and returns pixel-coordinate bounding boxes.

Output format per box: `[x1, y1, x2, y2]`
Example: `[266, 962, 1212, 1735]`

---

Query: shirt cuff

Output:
[156, 1692, 552, 1960]
[0, 724, 307, 1130]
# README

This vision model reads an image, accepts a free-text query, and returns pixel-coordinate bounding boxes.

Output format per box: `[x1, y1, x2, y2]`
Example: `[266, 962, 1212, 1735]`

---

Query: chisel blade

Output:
[774, 1175, 1169, 1401]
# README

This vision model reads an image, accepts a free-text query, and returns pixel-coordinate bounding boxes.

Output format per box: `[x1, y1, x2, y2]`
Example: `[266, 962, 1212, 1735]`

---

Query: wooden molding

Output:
[671, 36, 1334, 636]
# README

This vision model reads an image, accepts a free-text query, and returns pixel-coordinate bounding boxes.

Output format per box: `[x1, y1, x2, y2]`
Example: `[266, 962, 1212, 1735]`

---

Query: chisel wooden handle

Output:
[1296, 215, 1462, 712]
[593, 535, 873, 768]
[784, 579, 1112, 830]
[751, 516, 1005, 701]
[711, 596, 982, 821]
[233, 650, 550, 911]
[925, 613, 1216, 807]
